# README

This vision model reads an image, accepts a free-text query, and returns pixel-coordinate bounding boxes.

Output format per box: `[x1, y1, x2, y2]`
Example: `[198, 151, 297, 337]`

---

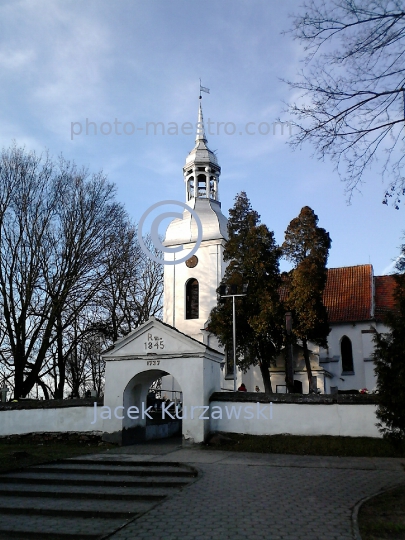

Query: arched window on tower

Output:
[186, 279, 199, 319]
[341, 336, 354, 373]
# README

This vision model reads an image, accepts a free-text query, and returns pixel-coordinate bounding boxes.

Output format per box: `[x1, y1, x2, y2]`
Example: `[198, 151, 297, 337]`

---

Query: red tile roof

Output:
[281, 264, 397, 324]
[375, 275, 397, 321]
[323, 265, 373, 323]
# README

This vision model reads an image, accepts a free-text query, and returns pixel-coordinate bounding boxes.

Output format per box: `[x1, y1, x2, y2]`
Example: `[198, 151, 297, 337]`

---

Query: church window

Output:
[186, 279, 199, 319]
[341, 336, 354, 373]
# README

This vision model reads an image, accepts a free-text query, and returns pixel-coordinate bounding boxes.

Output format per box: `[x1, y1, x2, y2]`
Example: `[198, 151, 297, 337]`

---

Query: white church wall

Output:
[319, 322, 381, 392]
[210, 320, 381, 396]
[361, 331, 376, 360]
[0, 406, 102, 437]
[236, 345, 327, 395]
[364, 361, 377, 391]
[210, 400, 381, 438]
[240, 366, 262, 393]
[271, 347, 326, 394]
[220, 351, 329, 395]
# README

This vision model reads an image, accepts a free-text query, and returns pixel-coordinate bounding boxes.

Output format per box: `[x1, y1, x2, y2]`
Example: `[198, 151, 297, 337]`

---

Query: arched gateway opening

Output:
[122, 370, 183, 445]
[102, 317, 223, 445]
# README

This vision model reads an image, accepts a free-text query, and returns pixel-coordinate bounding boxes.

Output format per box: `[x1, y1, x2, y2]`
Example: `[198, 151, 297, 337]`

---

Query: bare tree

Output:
[92, 232, 163, 342]
[64, 313, 106, 399]
[47, 233, 163, 398]
[134, 235, 164, 323]
[46, 233, 163, 399]
[0, 144, 129, 399]
[0, 144, 165, 400]
[284, 0, 405, 206]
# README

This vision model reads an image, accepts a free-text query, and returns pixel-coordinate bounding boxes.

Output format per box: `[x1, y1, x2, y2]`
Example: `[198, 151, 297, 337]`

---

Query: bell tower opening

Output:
[186, 175, 195, 200]
[197, 174, 207, 197]
[183, 102, 221, 203]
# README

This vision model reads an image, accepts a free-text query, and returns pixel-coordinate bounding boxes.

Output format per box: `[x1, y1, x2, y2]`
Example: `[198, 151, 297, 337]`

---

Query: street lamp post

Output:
[220, 285, 247, 392]
[285, 311, 294, 393]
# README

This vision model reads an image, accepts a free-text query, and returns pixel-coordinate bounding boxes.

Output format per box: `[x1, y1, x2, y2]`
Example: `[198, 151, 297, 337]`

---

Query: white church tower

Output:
[163, 100, 228, 342]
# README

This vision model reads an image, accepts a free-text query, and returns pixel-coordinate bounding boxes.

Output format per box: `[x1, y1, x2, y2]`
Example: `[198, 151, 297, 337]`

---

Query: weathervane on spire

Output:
[199, 78, 210, 100]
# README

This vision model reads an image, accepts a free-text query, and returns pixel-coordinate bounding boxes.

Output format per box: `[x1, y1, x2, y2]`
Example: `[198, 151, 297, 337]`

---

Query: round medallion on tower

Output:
[186, 255, 198, 268]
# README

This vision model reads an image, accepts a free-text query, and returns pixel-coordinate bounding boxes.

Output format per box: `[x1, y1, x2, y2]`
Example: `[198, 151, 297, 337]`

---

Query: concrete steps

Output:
[27, 463, 196, 477]
[0, 456, 198, 539]
[1, 472, 191, 487]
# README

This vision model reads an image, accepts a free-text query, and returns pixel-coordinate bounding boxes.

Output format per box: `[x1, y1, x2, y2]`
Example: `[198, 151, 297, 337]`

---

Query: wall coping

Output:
[1, 393, 379, 410]
[210, 392, 379, 405]
[0, 398, 103, 411]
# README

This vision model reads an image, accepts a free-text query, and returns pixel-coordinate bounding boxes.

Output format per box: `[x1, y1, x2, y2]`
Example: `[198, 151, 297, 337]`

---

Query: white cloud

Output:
[0, 0, 113, 139]
[0, 49, 35, 69]
[381, 256, 404, 275]
[0, 0, 402, 278]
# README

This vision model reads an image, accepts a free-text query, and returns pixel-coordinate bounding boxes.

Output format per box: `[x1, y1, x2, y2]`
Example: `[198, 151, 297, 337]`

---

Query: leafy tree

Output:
[374, 271, 405, 442]
[284, 0, 405, 206]
[209, 192, 284, 394]
[282, 206, 331, 393]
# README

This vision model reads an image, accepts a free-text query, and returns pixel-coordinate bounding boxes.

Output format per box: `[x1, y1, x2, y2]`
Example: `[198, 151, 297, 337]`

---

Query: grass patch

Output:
[206, 433, 405, 457]
[0, 435, 114, 474]
[359, 484, 405, 539]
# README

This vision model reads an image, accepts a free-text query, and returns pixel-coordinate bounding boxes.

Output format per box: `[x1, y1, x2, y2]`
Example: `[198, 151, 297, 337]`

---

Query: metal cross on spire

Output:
[199, 78, 210, 100]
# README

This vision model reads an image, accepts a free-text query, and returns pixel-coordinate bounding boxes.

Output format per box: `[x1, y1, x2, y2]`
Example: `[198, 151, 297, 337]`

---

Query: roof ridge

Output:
[327, 264, 372, 271]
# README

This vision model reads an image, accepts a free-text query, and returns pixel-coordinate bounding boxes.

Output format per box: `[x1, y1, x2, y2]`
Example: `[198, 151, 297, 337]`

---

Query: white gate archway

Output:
[101, 317, 223, 445]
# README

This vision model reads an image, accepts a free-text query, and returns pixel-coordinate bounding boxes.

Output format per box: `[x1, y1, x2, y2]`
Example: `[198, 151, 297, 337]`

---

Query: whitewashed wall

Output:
[163, 239, 227, 342]
[318, 322, 385, 393]
[0, 406, 103, 437]
[102, 318, 223, 444]
[210, 400, 381, 438]
[0, 398, 381, 440]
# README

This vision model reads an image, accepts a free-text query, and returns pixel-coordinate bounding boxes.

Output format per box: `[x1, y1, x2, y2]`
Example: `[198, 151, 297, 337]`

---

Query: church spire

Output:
[183, 99, 221, 203]
[195, 101, 207, 143]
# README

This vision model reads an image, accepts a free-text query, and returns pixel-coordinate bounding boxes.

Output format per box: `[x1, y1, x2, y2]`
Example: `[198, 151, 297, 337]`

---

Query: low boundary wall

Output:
[0, 394, 382, 439]
[0, 399, 103, 436]
[209, 392, 381, 438]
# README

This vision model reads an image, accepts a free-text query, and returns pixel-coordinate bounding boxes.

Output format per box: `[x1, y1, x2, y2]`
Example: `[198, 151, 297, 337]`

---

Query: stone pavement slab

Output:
[105, 442, 405, 540]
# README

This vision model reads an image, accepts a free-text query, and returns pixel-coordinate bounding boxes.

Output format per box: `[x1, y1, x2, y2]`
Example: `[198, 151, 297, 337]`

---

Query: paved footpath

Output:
[101, 440, 405, 540]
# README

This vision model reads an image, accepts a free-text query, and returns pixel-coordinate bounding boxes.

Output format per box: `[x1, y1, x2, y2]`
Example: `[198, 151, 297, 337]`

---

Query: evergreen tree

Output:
[282, 206, 331, 393]
[208, 192, 284, 394]
[374, 272, 405, 442]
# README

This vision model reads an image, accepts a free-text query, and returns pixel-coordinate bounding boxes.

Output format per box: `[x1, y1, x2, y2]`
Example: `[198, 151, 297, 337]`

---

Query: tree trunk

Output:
[302, 338, 314, 393]
[54, 313, 65, 399]
[259, 361, 273, 394]
[37, 378, 50, 400]
[14, 358, 24, 399]
[13, 337, 27, 398]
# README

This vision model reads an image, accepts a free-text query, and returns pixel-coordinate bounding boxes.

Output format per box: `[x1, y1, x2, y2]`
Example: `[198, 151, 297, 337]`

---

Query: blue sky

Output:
[1, 0, 403, 275]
